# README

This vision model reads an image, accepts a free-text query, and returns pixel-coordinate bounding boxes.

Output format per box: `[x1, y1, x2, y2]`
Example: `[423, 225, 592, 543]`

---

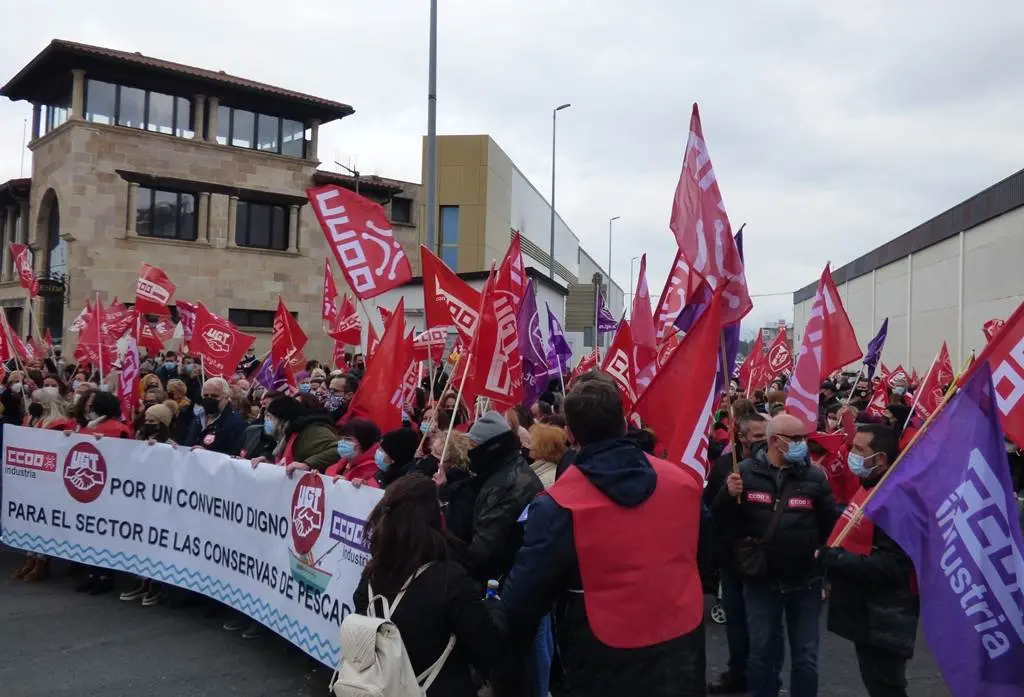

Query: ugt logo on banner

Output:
[63, 442, 107, 503]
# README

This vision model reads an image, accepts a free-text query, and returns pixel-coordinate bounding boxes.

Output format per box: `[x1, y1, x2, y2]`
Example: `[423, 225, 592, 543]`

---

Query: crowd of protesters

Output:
[3, 346, 1024, 697]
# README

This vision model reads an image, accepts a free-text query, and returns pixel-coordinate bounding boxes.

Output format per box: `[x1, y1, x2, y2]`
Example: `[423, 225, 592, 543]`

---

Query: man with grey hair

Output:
[185, 377, 246, 455]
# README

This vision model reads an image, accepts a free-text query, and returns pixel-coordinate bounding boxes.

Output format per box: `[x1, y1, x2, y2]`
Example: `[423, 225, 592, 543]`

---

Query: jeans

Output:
[744, 578, 823, 697]
[533, 614, 554, 697]
[855, 643, 908, 697]
[720, 568, 749, 679]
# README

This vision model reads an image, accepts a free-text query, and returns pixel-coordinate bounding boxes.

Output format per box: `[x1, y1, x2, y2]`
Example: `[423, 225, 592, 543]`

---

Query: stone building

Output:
[0, 39, 421, 361]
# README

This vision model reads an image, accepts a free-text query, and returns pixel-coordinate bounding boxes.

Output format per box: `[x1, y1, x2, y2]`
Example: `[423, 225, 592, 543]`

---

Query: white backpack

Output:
[330, 564, 456, 697]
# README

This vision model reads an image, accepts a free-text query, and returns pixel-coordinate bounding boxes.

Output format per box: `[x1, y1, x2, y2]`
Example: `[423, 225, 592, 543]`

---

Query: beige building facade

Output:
[1, 39, 420, 361]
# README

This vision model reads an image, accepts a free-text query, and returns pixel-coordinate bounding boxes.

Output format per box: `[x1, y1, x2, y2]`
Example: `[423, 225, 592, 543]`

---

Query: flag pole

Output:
[417, 351, 459, 454]
[94, 291, 104, 386]
[902, 350, 939, 431]
[841, 364, 866, 406]
[719, 333, 740, 476]
[830, 383, 959, 546]
[438, 351, 472, 467]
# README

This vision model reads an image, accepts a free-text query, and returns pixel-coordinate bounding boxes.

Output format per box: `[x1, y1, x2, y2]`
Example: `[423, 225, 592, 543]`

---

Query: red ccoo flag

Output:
[495, 230, 527, 309]
[960, 298, 1024, 446]
[636, 289, 724, 483]
[306, 184, 413, 300]
[669, 104, 751, 326]
[135, 264, 175, 316]
[601, 319, 639, 416]
[739, 329, 765, 390]
[630, 255, 658, 374]
[329, 295, 361, 346]
[322, 260, 339, 327]
[421, 245, 480, 345]
[272, 298, 308, 372]
[465, 270, 524, 408]
[911, 342, 953, 422]
[785, 265, 862, 431]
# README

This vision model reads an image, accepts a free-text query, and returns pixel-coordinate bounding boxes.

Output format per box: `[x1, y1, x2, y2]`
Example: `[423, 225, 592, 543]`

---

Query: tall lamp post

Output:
[607, 215, 621, 290]
[548, 103, 571, 279]
[627, 255, 640, 315]
[424, 0, 439, 252]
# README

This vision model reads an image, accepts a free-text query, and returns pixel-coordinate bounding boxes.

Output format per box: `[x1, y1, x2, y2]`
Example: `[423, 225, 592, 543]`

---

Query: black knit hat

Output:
[380, 427, 420, 467]
[267, 396, 304, 423]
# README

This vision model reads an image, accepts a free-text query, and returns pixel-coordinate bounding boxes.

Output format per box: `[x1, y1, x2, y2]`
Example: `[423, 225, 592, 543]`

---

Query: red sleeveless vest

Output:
[547, 454, 704, 649]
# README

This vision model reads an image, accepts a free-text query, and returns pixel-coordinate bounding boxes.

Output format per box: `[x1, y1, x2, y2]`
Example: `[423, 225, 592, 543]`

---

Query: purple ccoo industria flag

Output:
[517, 280, 549, 405]
[546, 303, 573, 378]
[596, 289, 618, 333]
[863, 318, 888, 380]
[864, 362, 1024, 697]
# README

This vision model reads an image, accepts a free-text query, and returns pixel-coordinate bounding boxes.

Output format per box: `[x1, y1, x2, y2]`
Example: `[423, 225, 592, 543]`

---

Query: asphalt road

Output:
[0, 550, 950, 697]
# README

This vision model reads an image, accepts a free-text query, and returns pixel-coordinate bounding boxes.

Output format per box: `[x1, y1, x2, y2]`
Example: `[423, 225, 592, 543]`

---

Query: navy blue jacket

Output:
[494, 439, 707, 697]
[185, 403, 246, 456]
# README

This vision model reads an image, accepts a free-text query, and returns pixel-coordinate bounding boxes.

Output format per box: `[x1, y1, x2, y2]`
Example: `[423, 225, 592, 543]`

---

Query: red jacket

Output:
[79, 418, 133, 439]
[325, 443, 381, 488]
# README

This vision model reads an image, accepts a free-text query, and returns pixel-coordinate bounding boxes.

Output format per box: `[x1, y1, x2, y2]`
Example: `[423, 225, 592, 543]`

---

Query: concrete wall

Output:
[792, 206, 1024, 373]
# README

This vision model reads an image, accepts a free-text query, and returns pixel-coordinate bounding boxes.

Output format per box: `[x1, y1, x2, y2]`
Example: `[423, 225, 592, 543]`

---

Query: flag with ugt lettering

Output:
[864, 363, 1024, 697]
[306, 184, 413, 300]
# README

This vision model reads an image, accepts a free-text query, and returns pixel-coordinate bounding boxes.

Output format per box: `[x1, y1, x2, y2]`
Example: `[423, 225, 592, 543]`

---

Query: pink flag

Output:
[322, 260, 339, 327]
[630, 255, 657, 373]
[669, 104, 751, 325]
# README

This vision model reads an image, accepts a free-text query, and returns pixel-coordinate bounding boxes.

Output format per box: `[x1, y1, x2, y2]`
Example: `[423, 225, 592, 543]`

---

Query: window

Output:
[231, 109, 255, 148]
[391, 197, 413, 224]
[235, 200, 289, 250]
[217, 106, 305, 156]
[281, 119, 305, 157]
[84, 80, 116, 124]
[439, 205, 460, 269]
[86, 80, 192, 136]
[228, 308, 296, 329]
[257, 114, 279, 152]
[44, 104, 69, 133]
[136, 187, 197, 241]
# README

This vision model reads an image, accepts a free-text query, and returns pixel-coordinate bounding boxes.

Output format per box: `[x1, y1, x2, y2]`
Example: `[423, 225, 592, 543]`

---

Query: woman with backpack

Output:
[343, 475, 501, 696]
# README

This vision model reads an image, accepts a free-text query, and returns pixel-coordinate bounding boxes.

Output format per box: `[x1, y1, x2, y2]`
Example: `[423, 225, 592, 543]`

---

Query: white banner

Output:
[0, 426, 383, 667]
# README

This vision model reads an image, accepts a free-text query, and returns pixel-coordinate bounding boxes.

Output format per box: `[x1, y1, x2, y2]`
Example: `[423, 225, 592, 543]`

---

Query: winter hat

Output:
[380, 427, 419, 467]
[145, 403, 173, 428]
[267, 396, 304, 423]
[467, 411, 511, 446]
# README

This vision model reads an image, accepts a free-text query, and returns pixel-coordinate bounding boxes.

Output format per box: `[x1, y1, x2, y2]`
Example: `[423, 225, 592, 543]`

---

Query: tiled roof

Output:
[2, 39, 354, 123]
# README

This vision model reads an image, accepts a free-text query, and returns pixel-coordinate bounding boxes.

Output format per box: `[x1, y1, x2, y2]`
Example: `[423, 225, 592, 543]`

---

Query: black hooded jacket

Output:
[494, 439, 706, 697]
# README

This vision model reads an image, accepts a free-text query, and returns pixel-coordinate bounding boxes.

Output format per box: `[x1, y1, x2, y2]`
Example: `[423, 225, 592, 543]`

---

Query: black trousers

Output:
[854, 643, 908, 697]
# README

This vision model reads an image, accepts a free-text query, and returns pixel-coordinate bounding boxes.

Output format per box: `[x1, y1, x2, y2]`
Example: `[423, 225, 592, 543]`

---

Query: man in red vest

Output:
[495, 372, 706, 696]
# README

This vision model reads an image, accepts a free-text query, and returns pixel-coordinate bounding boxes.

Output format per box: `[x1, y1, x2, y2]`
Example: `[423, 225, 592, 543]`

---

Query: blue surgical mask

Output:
[420, 421, 431, 434]
[847, 451, 880, 478]
[375, 449, 390, 472]
[299, 383, 312, 394]
[164, 362, 176, 370]
[337, 440, 357, 459]
[783, 439, 808, 464]
[263, 417, 277, 436]
[893, 386, 906, 396]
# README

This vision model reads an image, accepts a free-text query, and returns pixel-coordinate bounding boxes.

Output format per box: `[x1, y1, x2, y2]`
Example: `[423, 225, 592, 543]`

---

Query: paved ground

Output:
[0, 550, 949, 697]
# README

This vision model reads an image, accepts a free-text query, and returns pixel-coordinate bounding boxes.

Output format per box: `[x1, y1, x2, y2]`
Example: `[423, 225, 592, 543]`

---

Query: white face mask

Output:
[10, 382, 22, 393]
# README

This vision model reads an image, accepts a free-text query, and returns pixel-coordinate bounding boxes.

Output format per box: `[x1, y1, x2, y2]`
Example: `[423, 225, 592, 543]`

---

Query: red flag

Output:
[983, 318, 1005, 342]
[329, 295, 362, 346]
[421, 245, 480, 344]
[332, 341, 349, 371]
[365, 322, 380, 364]
[865, 381, 889, 418]
[465, 271, 524, 407]
[413, 327, 448, 362]
[135, 264, 175, 316]
[118, 337, 141, 422]
[0, 311, 16, 362]
[636, 290, 724, 483]
[739, 329, 765, 390]
[272, 298, 308, 372]
[911, 344, 953, 421]
[153, 317, 176, 342]
[601, 320, 639, 416]
[188, 304, 255, 378]
[761, 330, 793, 385]
[345, 299, 408, 432]
[631, 255, 657, 373]
[322, 260, 339, 327]
[43, 328, 53, 349]
[176, 300, 197, 341]
[378, 305, 393, 326]
[570, 349, 601, 384]
[29, 336, 47, 360]
[495, 231, 526, 309]
[826, 488, 875, 556]
[785, 265, 862, 431]
[884, 365, 909, 390]
[134, 313, 165, 356]
[11, 334, 34, 362]
[669, 104, 751, 326]
[68, 302, 92, 334]
[652, 252, 699, 341]
[960, 298, 1024, 446]
[9, 243, 38, 297]
[400, 336, 421, 410]
[74, 298, 117, 374]
[306, 184, 413, 300]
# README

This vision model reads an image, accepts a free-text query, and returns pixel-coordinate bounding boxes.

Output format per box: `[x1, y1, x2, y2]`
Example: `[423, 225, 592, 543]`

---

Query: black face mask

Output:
[202, 397, 222, 415]
[142, 423, 169, 441]
[28, 403, 43, 419]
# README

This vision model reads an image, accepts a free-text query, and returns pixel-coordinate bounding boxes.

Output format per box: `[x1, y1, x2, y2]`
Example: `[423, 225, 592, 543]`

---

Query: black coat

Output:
[185, 404, 247, 456]
[239, 422, 277, 461]
[441, 469, 481, 549]
[353, 561, 500, 697]
[822, 526, 920, 658]
[170, 401, 197, 446]
[495, 440, 706, 697]
[464, 430, 543, 584]
[712, 448, 839, 582]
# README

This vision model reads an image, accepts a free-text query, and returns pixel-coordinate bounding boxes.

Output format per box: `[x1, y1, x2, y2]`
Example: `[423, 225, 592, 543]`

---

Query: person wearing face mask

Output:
[157, 351, 180, 385]
[1, 370, 28, 428]
[79, 391, 133, 439]
[238, 390, 283, 461]
[373, 427, 420, 488]
[713, 414, 839, 697]
[819, 424, 919, 697]
[326, 418, 383, 485]
[185, 378, 246, 455]
[257, 396, 340, 475]
[325, 375, 358, 422]
[24, 387, 73, 431]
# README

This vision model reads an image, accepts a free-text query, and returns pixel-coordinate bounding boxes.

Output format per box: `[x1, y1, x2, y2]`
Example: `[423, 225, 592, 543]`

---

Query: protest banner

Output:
[1, 427, 383, 667]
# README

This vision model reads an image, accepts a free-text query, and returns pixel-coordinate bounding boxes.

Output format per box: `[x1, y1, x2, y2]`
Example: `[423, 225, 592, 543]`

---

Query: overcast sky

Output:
[2, 1, 1023, 338]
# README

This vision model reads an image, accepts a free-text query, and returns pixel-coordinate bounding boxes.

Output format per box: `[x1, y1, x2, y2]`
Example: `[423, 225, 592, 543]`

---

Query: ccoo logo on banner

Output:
[0, 427, 382, 667]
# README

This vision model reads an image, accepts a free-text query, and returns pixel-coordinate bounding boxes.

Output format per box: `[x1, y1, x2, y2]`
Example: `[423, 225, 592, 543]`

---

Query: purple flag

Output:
[863, 318, 888, 379]
[596, 289, 618, 333]
[864, 362, 1024, 697]
[517, 280, 549, 405]
[252, 355, 277, 390]
[546, 303, 573, 378]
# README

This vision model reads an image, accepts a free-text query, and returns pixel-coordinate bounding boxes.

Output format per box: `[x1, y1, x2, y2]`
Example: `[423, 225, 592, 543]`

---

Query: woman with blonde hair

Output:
[528, 423, 567, 489]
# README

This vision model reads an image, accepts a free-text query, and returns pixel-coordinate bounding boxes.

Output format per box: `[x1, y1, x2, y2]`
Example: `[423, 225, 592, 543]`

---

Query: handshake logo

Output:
[62, 443, 107, 503]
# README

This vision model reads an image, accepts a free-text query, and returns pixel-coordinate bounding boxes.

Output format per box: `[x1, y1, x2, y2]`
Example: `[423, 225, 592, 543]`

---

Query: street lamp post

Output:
[424, 0, 439, 251]
[548, 103, 571, 279]
[607, 215, 621, 290]
[628, 255, 640, 314]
